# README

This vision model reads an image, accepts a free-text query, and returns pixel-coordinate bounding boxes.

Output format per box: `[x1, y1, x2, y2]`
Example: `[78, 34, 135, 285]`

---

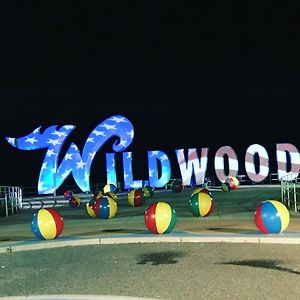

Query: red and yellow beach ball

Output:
[144, 202, 177, 234]
[31, 208, 64, 240]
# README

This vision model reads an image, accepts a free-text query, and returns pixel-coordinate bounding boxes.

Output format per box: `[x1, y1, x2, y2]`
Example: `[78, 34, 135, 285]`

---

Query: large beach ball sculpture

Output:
[31, 208, 64, 240]
[69, 194, 81, 207]
[93, 196, 117, 219]
[171, 179, 184, 193]
[189, 192, 214, 217]
[144, 202, 177, 234]
[128, 189, 145, 207]
[254, 200, 290, 234]
[103, 183, 118, 194]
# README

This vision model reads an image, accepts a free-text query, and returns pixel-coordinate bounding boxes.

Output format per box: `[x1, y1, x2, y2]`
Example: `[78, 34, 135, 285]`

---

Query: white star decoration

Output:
[46, 149, 55, 157]
[92, 130, 106, 136]
[160, 154, 168, 161]
[52, 130, 67, 137]
[126, 130, 134, 139]
[119, 139, 127, 148]
[86, 137, 94, 143]
[110, 116, 127, 123]
[76, 160, 86, 169]
[100, 123, 116, 130]
[26, 137, 38, 144]
[63, 125, 75, 130]
[47, 139, 61, 146]
[65, 153, 73, 160]
[151, 151, 159, 156]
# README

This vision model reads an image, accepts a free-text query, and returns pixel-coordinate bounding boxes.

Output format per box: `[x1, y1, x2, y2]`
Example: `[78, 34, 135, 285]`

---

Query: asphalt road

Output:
[1, 242, 300, 299]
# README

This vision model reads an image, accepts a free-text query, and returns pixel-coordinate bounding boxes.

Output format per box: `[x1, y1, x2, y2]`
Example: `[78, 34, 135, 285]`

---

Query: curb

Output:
[1, 231, 300, 253]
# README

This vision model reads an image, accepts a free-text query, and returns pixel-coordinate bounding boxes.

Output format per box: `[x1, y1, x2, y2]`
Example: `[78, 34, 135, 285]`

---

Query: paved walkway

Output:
[1, 229, 300, 254]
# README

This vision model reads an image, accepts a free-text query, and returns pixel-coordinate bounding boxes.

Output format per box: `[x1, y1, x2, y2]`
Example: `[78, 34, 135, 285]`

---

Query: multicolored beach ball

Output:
[93, 196, 117, 219]
[254, 200, 290, 234]
[93, 190, 103, 199]
[103, 183, 118, 194]
[221, 181, 232, 192]
[226, 176, 239, 190]
[63, 190, 73, 200]
[191, 187, 211, 197]
[171, 179, 184, 193]
[142, 185, 154, 198]
[144, 202, 177, 234]
[69, 194, 81, 207]
[86, 198, 97, 218]
[105, 191, 118, 203]
[189, 192, 214, 217]
[31, 208, 64, 240]
[128, 189, 145, 207]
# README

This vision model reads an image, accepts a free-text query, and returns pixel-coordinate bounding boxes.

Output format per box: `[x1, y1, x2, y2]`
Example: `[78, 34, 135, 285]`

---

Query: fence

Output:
[280, 173, 300, 212]
[0, 186, 23, 217]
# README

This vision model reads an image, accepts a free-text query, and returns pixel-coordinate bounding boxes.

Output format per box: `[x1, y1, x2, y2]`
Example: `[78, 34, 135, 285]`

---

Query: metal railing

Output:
[280, 173, 300, 212]
[0, 186, 23, 217]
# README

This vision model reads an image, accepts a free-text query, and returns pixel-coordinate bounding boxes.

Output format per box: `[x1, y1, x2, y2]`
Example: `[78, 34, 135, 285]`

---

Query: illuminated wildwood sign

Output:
[6, 115, 300, 195]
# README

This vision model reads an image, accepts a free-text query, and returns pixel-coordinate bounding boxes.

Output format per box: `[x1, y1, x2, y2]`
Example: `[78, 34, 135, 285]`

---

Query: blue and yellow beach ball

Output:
[31, 208, 64, 240]
[144, 202, 177, 234]
[254, 200, 290, 234]
[189, 192, 214, 217]
[103, 183, 118, 194]
[93, 196, 117, 219]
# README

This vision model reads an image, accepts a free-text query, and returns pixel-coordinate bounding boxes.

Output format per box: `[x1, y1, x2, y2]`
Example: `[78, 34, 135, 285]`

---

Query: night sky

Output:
[0, 2, 299, 189]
